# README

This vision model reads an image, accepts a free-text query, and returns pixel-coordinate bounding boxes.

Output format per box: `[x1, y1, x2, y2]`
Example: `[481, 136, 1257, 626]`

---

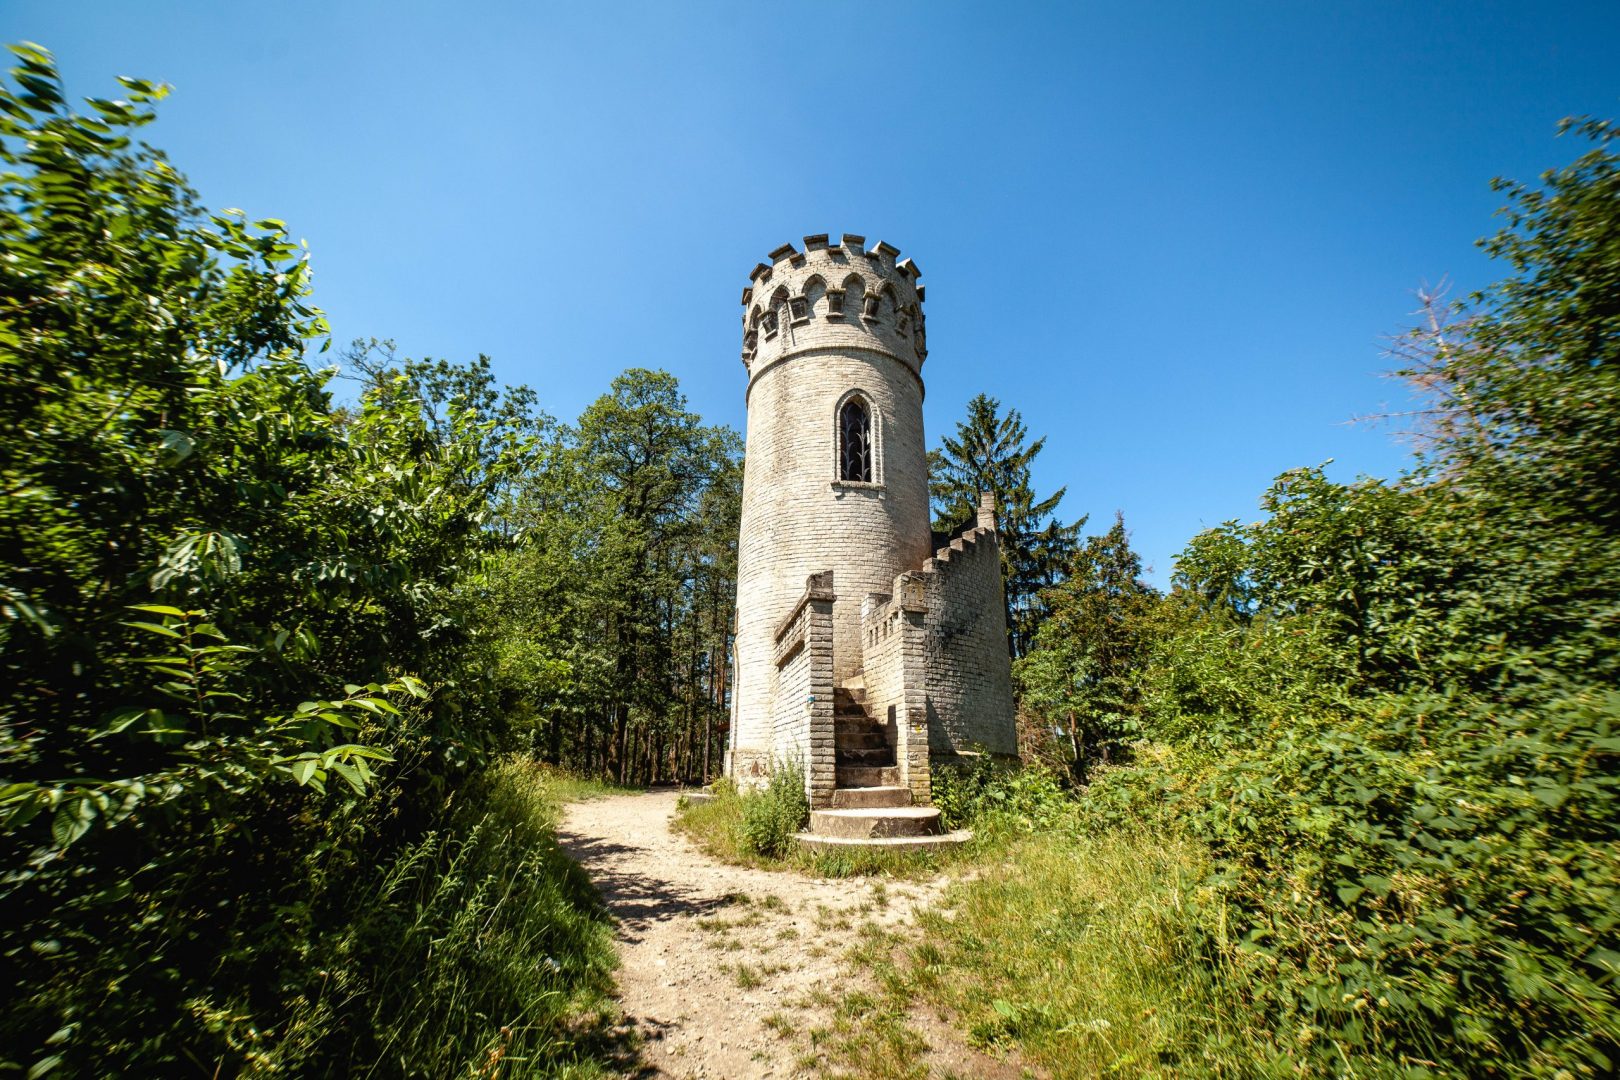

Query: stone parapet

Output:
[917, 517, 1018, 756]
[770, 572, 837, 806]
[739, 234, 927, 390]
[860, 571, 932, 805]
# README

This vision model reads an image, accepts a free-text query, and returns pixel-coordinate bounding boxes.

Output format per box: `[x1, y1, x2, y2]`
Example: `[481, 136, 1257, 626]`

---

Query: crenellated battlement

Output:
[739, 233, 927, 379]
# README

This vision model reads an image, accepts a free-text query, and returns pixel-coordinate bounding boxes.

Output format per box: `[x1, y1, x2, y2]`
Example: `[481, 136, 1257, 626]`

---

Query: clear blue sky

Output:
[10, 2, 1619, 583]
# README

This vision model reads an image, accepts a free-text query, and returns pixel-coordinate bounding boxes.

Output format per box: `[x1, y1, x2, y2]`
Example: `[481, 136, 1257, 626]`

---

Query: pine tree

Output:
[929, 393, 1083, 656]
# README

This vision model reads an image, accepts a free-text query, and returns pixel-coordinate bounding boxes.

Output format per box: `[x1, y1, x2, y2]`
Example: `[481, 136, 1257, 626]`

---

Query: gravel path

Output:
[557, 790, 1023, 1079]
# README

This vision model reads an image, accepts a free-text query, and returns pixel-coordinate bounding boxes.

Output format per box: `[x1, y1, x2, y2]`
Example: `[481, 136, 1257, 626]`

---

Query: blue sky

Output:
[9, 1, 1619, 583]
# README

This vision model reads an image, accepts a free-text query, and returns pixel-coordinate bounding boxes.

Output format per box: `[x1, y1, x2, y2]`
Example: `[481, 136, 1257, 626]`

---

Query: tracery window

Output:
[839, 398, 872, 483]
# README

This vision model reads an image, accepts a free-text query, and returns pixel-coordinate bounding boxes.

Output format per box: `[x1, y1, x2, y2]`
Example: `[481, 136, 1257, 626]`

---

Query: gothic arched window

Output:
[839, 398, 872, 483]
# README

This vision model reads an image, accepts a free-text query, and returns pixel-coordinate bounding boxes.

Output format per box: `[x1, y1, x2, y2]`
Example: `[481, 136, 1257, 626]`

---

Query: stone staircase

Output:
[798, 684, 970, 853]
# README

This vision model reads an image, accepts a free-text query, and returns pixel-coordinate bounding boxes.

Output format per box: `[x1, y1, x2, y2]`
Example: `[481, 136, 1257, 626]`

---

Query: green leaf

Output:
[51, 802, 93, 848]
[128, 604, 187, 617]
[157, 429, 193, 463]
[92, 708, 156, 739]
[123, 620, 181, 638]
[27, 1054, 64, 1080]
[8, 41, 55, 66]
[291, 759, 318, 785]
[330, 762, 366, 794]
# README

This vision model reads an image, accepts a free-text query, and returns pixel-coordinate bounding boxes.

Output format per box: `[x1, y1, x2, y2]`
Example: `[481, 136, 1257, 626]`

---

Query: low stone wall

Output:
[919, 507, 1017, 757]
[769, 572, 836, 806]
[860, 572, 931, 804]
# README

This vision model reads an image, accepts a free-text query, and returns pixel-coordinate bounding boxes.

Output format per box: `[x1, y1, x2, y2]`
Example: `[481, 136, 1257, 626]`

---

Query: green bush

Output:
[1005, 117, 1620, 1075]
[283, 756, 619, 1077]
[0, 48, 607, 1078]
[930, 752, 1001, 830]
[932, 755, 1072, 836]
[738, 757, 809, 859]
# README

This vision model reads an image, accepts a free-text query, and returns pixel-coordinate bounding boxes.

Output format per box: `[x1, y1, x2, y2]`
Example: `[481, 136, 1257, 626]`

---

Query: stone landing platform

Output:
[794, 780, 970, 854]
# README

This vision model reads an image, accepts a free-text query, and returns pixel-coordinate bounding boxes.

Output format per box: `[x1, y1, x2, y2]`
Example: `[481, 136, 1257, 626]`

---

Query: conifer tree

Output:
[929, 393, 1082, 656]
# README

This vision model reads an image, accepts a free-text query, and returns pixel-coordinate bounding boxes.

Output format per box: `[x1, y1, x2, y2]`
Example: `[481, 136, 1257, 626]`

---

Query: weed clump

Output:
[738, 757, 810, 858]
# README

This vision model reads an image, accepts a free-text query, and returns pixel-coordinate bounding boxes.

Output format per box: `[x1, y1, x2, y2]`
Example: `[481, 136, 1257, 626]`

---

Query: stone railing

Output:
[859, 571, 931, 805]
[770, 572, 837, 807]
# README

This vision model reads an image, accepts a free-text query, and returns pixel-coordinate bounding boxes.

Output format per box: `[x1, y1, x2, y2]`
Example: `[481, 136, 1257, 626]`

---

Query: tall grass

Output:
[674, 775, 962, 878]
[907, 828, 1267, 1078]
[827, 765, 1282, 1078]
[275, 757, 622, 1077]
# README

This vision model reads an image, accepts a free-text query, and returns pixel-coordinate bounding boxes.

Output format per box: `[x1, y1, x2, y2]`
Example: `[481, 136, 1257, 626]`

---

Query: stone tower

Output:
[727, 235, 1016, 814]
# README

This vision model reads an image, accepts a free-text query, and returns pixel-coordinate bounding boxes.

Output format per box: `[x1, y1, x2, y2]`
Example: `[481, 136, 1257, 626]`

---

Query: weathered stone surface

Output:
[795, 830, 973, 855]
[829, 786, 912, 809]
[836, 765, 899, 788]
[809, 806, 942, 839]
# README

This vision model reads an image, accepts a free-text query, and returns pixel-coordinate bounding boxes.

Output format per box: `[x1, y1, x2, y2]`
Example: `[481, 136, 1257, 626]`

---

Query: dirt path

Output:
[557, 790, 1023, 1080]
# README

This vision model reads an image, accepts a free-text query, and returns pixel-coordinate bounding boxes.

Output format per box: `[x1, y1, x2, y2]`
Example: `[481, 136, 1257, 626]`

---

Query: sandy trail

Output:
[557, 790, 1021, 1079]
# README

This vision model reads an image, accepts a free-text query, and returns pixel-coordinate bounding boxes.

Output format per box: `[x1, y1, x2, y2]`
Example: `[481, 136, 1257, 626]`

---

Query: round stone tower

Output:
[727, 234, 932, 781]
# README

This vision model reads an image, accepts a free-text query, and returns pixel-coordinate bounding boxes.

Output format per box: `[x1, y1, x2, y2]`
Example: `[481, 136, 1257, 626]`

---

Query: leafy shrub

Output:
[933, 754, 1072, 836]
[0, 47, 605, 1078]
[1004, 117, 1620, 1075]
[931, 752, 1002, 830]
[738, 757, 809, 858]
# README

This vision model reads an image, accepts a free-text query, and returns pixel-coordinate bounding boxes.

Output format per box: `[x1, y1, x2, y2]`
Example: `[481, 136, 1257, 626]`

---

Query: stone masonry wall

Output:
[766, 573, 836, 805]
[860, 573, 932, 804]
[920, 502, 1018, 756]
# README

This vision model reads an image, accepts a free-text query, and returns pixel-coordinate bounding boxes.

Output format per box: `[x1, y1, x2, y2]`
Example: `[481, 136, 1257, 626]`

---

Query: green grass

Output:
[682, 768, 1277, 1076]
[837, 821, 1282, 1079]
[277, 756, 629, 1077]
[541, 767, 627, 806]
[673, 780, 970, 879]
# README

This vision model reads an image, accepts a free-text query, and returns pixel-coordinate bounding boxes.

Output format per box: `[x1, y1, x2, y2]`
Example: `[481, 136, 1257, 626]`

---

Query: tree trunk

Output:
[1068, 709, 1087, 785]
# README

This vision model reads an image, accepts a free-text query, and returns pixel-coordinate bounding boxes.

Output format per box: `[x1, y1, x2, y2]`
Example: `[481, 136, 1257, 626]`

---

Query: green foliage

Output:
[1017, 117, 1620, 1076]
[929, 752, 1003, 830]
[929, 393, 1083, 656]
[0, 47, 616, 1077]
[738, 757, 810, 859]
[837, 794, 1260, 1080]
[1017, 513, 1159, 780]
[275, 757, 620, 1078]
[930, 754, 1070, 836]
[488, 367, 742, 783]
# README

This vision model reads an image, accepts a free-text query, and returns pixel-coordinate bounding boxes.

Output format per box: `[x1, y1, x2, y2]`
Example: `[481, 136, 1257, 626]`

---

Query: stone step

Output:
[830, 786, 912, 809]
[809, 806, 942, 839]
[796, 830, 973, 855]
[834, 729, 888, 750]
[835, 747, 896, 768]
[837, 765, 898, 787]
[833, 692, 869, 715]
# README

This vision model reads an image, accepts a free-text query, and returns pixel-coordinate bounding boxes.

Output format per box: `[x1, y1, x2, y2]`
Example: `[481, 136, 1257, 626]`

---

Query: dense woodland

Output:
[2, 45, 1616, 1078]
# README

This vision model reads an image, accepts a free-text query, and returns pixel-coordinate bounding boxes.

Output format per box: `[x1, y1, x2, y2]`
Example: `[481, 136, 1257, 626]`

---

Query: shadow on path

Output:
[556, 829, 737, 946]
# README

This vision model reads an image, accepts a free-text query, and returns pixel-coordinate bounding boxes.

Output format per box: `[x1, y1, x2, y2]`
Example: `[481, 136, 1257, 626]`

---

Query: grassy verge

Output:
[673, 777, 970, 879]
[810, 822, 1270, 1079]
[283, 757, 628, 1077]
[794, 762, 1286, 1079]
